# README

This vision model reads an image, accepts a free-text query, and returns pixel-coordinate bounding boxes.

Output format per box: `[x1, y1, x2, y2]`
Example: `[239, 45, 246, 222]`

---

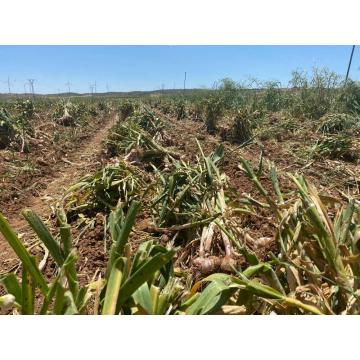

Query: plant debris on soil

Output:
[1, 76, 360, 315]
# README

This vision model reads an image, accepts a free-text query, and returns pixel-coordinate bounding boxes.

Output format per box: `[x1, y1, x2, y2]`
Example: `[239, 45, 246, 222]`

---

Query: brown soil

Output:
[152, 110, 359, 266]
[153, 111, 280, 261]
[0, 114, 116, 273]
[2, 106, 359, 284]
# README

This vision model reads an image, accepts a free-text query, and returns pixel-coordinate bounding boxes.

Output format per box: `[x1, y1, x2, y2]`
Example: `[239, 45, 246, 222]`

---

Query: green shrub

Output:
[262, 81, 283, 112]
[204, 98, 222, 134]
[337, 80, 360, 115]
[175, 100, 186, 120]
[289, 68, 341, 120]
[231, 108, 252, 144]
[119, 101, 135, 120]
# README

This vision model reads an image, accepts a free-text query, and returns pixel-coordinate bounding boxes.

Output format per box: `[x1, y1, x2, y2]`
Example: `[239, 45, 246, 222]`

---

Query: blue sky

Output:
[0, 46, 358, 94]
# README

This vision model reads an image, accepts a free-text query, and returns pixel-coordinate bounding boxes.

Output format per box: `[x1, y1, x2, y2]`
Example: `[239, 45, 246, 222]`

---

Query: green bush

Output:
[119, 101, 135, 120]
[262, 81, 283, 112]
[289, 68, 341, 119]
[231, 108, 252, 144]
[204, 98, 223, 134]
[337, 80, 360, 115]
[175, 100, 186, 120]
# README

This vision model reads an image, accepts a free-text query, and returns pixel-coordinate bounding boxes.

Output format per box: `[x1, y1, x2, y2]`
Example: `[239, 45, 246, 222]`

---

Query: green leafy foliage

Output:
[63, 161, 145, 216]
[312, 135, 357, 161]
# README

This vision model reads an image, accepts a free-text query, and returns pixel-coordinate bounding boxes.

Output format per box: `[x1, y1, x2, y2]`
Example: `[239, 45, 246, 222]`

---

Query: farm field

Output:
[1, 71, 360, 315]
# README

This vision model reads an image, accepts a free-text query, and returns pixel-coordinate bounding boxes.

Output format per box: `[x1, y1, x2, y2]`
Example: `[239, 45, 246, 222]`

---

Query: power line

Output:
[7, 77, 11, 94]
[1, 77, 12, 94]
[27, 79, 35, 99]
[65, 81, 72, 95]
[89, 82, 97, 95]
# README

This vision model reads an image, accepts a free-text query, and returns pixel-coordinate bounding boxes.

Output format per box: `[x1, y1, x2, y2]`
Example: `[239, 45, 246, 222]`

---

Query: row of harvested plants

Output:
[0, 98, 112, 206]
[0, 100, 35, 151]
[1, 102, 360, 314]
[0, 98, 109, 151]
[152, 71, 360, 163]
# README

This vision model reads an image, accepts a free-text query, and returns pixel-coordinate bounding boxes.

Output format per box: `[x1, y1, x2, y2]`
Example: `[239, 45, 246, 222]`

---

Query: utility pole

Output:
[345, 45, 356, 85]
[89, 85, 94, 96]
[28, 79, 35, 99]
[106, 83, 110, 92]
[183, 72, 187, 93]
[7, 77, 11, 94]
[94, 81, 97, 94]
[65, 81, 71, 95]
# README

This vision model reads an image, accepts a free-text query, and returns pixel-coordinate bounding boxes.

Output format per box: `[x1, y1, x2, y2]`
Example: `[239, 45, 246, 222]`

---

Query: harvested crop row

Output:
[2, 98, 359, 315]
